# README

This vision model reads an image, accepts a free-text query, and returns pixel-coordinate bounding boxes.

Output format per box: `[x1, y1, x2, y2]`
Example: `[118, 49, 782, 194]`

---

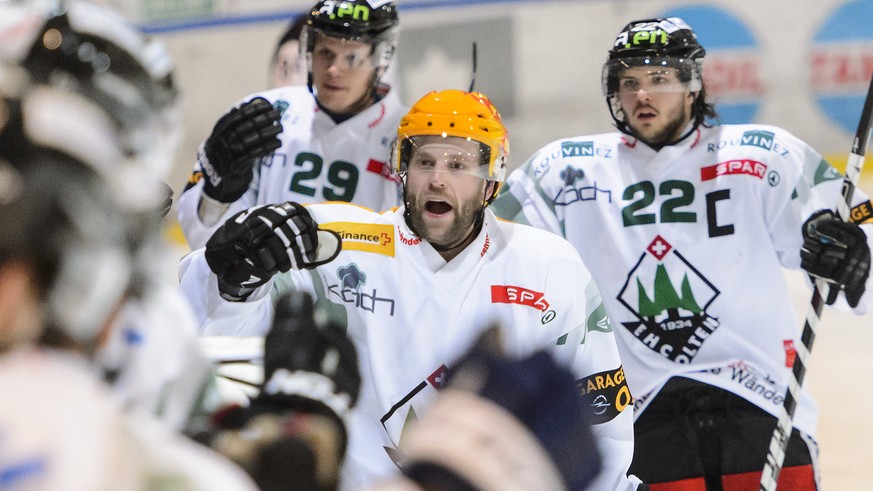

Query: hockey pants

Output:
[629, 377, 819, 491]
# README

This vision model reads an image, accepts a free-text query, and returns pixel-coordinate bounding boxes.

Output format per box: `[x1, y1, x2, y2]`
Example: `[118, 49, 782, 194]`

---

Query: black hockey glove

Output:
[259, 290, 360, 432]
[801, 209, 871, 307]
[204, 202, 341, 301]
[199, 97, 282, 203]
[205, 291, 360, 491]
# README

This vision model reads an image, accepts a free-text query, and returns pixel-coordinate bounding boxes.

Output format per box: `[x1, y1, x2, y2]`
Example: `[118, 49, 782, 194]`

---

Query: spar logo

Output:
[700, 159, 767, 181]
[662, 6, 763, 123]
[491, 285, 556, 324]
[810, 0, 873, 134]
[618, 235, 722, 363]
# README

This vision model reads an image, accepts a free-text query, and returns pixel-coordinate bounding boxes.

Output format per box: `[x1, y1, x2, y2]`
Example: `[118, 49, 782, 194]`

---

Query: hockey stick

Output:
[759, 73, 873, 491]
[468, 41, 478, 92]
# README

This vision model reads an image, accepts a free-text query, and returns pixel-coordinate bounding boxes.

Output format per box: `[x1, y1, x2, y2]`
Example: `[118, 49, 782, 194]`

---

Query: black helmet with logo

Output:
[607, 17, 705, 63]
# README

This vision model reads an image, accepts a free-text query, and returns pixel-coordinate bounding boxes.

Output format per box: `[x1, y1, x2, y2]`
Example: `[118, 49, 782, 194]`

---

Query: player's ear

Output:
[484, 181, 499, 205]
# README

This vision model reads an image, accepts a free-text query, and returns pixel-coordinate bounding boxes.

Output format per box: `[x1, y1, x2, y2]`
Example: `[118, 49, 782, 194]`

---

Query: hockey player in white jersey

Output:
[491, 17, 873, 490]
[0, 83, 257, 490]
[178, 0, 406, 250]
[179, 89, 644, 490]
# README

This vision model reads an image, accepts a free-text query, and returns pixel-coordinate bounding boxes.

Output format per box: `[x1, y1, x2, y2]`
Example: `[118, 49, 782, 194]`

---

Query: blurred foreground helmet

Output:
[0, 0, 182, 212]
[301, 0, 399, 81]
[394, 89, 508, 199]
[0, 88, 131, 345]
[601, 17, 706, 132]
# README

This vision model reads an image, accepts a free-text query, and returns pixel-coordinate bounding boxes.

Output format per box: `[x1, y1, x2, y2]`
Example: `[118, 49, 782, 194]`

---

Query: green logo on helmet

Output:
[321, 1, 371, 21]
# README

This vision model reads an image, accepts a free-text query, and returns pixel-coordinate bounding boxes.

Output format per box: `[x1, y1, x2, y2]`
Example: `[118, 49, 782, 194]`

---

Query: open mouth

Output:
[425, 200, 453, 215]
[635, 108, 657, 121]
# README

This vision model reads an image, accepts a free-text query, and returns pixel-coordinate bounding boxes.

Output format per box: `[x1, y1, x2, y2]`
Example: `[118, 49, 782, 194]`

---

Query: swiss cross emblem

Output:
[647, 235, 672, 261]
[427, 364, 448, 389]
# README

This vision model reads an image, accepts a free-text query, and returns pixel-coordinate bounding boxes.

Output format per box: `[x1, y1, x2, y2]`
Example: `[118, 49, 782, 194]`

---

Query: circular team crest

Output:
[810, 0, 873, 134]
[662, 5, 764, 124]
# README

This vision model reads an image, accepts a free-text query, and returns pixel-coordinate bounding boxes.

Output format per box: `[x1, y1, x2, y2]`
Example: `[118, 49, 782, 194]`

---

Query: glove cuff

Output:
[216, 275, 257, 302]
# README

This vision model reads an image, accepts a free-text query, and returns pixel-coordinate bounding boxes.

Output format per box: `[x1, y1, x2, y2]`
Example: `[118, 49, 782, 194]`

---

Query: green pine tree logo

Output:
[637, 264, 702, 319]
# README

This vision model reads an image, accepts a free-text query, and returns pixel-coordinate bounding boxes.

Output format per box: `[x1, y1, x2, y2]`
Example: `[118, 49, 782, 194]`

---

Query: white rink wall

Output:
[120, 0, 873, 202]
[126, 1, 871, 486]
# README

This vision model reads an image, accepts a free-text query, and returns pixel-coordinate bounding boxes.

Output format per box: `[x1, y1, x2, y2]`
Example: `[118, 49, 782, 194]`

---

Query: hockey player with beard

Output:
[178, 0, 406, 250]
[490, 16, 873, 490]
[179, 89, 644, 490]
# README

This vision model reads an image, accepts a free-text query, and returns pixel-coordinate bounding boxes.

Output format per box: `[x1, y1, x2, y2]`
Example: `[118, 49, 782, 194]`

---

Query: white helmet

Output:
[0, 0, 182, 212]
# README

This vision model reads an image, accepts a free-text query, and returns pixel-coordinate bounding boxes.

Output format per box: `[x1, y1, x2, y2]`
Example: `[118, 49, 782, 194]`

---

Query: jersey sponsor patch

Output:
[491, 285, 556, 324]
[366, 158, 397, 182]
[851, 200, 873, 224]
[491, 285, 550, 310]
[576, 366, 632, 424]
[561, 140, 594, 157]
[320, 222, 395, 256]
[491, 285, 557, 324]
[700, 159, 767, 181]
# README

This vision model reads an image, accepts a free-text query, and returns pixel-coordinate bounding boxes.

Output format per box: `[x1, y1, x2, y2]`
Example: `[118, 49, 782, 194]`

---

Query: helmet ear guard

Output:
[392, 90, 508, 202]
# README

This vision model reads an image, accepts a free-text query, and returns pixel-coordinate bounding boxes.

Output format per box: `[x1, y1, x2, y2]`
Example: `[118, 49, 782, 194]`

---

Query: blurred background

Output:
[111, 0, 872, 486]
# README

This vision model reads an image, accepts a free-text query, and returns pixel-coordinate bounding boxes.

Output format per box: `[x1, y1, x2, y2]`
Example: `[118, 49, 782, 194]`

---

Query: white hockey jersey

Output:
[0, 347, 257, 491]
[492, 124, 873, 440]
[179, 204, 641, 491]
[178, 85, 406, 249]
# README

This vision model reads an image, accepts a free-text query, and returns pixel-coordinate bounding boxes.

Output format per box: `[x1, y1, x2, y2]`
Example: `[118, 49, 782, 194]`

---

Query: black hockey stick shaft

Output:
[468, 42, 478, 92]
[759, 73, 873, 491]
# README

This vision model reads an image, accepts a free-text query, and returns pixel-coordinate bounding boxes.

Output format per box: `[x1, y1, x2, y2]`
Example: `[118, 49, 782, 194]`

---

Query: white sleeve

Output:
[538, 247, 641, 490]
[176, 178, 255, 250]
[177, 248, 275, 336]
[491, 151, 564, 235]
[561, 284, 641, 491]
[766, 139, 873, 314]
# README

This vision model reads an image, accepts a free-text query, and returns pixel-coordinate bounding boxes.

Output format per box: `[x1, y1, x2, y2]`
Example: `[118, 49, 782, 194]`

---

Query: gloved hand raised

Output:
[199, 97, 282, 203]
[205, 202, 341, 301]
[206, 291, 360, 491]
[801, 209, 871, 307]
[259, 291, 360, 430]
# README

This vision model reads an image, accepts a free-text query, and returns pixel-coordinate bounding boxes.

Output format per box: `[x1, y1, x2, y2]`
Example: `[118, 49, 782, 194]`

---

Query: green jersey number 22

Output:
[621, 179, 734, 238]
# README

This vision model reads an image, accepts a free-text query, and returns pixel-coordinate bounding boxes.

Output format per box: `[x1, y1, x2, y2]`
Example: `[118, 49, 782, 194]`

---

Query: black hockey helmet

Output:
[300, 1, 399, 80]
